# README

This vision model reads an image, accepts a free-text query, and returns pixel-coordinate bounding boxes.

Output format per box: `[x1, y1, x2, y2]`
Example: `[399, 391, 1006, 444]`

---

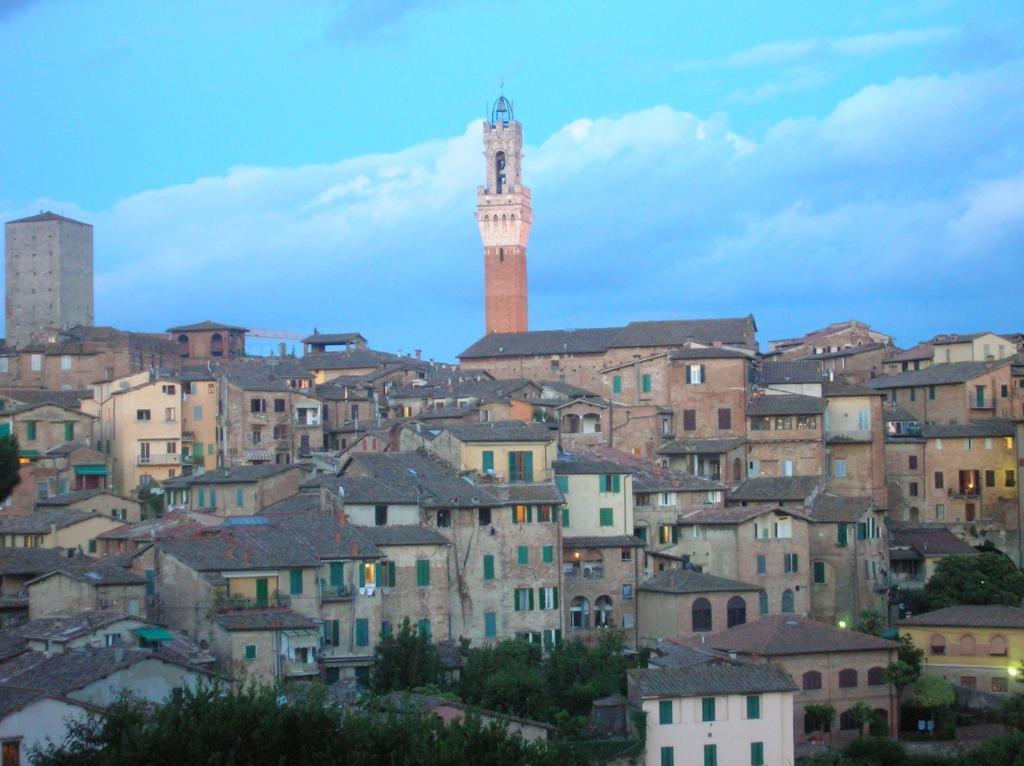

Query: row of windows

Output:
[929, 633, 1007, 656]
[17, 420, 77, 442]
[750, 415, 818, 431]
[659, 694, 761, 725]
[672, 407, 732, 433]
[803, 705, 890, 733]
[660, 743, 761, 766]
[802, 667, 888, 690]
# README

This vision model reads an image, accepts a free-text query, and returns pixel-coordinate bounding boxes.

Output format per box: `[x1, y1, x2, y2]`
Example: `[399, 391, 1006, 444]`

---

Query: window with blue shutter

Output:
[660, 747, 674, 766]
[555, 475, 569, 494]
[746, 695, 760, 719]
[838, 524, 848, 546]
[518, 546, 529, 565]
[235, 488, 244, 507]
[659, 700, 672, 724]
[642, 374, 652, 393]
[704, 745, 717, 766]
[484, 611, 497, 638]
[483, 554, 495, 580]
[417, 619, 431, 640]
[416, 560, 430, 586]
[750, 742, 764, 766]
[329, 562, 343, 587]
[701, 697, 716, 721]
[612, 375, 622, 394]
[542, 544, 553, 563]
[600, 508, 613, 527]
[523, 451, 533, 482]
[482, 450, 494, 473]
[289, 569, 303, 595]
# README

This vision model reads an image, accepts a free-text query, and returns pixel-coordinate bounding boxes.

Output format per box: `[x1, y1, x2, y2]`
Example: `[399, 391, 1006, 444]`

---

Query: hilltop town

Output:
[1, 97, 1022, 766]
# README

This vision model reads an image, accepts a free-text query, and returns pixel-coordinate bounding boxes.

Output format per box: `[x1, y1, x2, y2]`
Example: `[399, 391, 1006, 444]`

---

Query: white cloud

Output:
[5, 58, 1023, 356]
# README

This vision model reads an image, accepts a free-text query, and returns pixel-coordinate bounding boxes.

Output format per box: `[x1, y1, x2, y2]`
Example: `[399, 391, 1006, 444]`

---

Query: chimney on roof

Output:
[415, 349, 422, 360]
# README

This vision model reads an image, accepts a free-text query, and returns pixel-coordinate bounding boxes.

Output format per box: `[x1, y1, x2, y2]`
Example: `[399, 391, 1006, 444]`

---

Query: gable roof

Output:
[459, 317, 756, 359]
[639, 569, 762, 594]
[0, 509, 108, 534]
[657, 437, 746, 457]
[628, 662, 796, 698]
[888, 342, 934, 362]
[302, 332, 366, 345]
[15, 610, 146, 643]
[890, 526, 978, 557]
[440, 421, 557, 443]
[900, 605, 1024, 629]
[701, 615, 898, 656]
[189, 464, 303, 485]
[7, 211, 89, 226]
[747, 394, 825, 416]
[757, 361, 825, 386]
[728, 476, 820, 503]
[807, 492, 874, 523]
[213, 608, 319, 632]
[564, 445, 728, 492]
[339, 453, 502, 508]
[864, 360, 1010, 389]
[302, 349, 405, 370]
[36, 489, 123, 507]
[0, 548, 95, 576]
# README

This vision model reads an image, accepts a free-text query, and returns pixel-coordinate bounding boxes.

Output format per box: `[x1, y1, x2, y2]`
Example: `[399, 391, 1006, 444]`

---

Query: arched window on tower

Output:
[495, 151, 506, 194]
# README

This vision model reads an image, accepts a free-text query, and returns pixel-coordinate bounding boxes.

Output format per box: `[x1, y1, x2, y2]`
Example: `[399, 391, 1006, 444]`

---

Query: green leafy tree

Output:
[0, 435, 21, 504]
[371, 617, 442, 694]
[33, 680, 579, 766]
[925, 553, 1024, 609]
[846, 701, 875, 738]
[911, 674, 955, 710]
[853, 608, 886, 637]
[886, 635, 924, 694]
[1001, 693, 1024, 731]
[804, 703, 836, 741]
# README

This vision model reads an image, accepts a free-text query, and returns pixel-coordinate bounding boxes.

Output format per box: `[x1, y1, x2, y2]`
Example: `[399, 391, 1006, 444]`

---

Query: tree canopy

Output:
[924, 553, 1024, 609]
[372, 616, 442, 694]
[33, 681, 581, 766]
[0, 435, 21, 504]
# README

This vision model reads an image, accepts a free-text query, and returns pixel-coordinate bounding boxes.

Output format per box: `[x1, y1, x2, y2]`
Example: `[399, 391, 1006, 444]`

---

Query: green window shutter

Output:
[484, 612, 497, 638]
[483, 554, 495, 580]
[552, 586, 559, 609]
[671, 525, 679, 543]
[523, 451, 533, 482]
[857, 522, 867, 540]
[374, 563, 382, 585]
[514, 589, 522, 611]
[482, 450, 494, 473]
[356, 618, 369, 646]
[659, 700, 672, 724]
[612, 375, 622, 394]
[837, 524, 848, 546]
[527, 505, 533, 523]
[235, 488, 244, 507]
[637, 526, 647, 543]
[0, 423, 8, 438]
[209, 489, 217, 506]
[331, 620, 340, 647]
[528, 588, 535, 610]
[642, 374, 652, 393]
[416, 560, 430, 586]
[561, 508, 570, 527]
[703, 744, 717, 766]
[555, 475, 568, 493]
[612, 474, 621, 492]
[598, 475, 606, 492]
[417, 619, 431, 640]
[660, 747, 674, 766]
[26, 421, 36, 441]
[329, 562, 343, 586]
[508, 451, 517, 480]
[244, 644, 256, 660]
[518, 546, 529, 565]
[145, 570, 155, 596]
[387, 561, 396, 587]
[600, 508, 613, 527]
[746, 695, 760, 720]
[358, 564, 365, 588]
[64, 422, 74, 440]
[197, 489, 205, 507]
[289, 569, 303, 595]
[542, 544, 553, 563]
[512, 507, 519, 524]
[701, 697, 715, 722]
[88, 539, 97, 553]
[750, 742, 764, 766]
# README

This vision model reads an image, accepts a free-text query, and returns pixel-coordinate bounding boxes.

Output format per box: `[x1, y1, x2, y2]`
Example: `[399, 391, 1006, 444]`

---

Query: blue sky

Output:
[1, 0, 1022, 359]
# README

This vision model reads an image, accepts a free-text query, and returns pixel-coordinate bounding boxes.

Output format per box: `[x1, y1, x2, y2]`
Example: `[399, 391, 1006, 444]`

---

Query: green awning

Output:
[18, 449, 40, 458]
[74, 465, 108, 476]
[132, 627, 174, 642]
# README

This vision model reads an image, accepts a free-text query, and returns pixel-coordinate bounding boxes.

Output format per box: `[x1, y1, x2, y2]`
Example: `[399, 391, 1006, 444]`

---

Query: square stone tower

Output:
[4, 212, 94, 347]
[476, 95, 532, 335]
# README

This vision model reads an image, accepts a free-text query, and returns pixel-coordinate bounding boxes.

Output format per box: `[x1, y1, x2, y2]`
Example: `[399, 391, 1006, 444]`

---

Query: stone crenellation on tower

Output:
[476, 95, 532, 335]
[4, 211, 94, 347]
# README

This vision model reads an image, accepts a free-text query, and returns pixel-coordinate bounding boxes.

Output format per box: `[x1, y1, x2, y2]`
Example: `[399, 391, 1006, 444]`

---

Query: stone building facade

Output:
[5, 212, 94, 348]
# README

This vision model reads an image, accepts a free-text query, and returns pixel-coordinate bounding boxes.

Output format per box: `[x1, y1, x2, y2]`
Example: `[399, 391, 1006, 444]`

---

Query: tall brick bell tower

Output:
[476, 94, 531, 334]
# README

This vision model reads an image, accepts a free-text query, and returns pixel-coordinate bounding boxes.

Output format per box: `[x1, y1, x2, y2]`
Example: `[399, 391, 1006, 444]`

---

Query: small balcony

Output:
[320, 584, 356, 602]
[282, 660, 319, 676]
[564, 564, 603, 579]
[137, 454, 181, 466]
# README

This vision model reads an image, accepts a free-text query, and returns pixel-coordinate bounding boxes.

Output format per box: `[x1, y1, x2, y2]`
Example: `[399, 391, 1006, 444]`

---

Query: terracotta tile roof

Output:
[166, 320, 248, 333]
[302, 332, 366, 345]
[460, 317, 756, 359]
[890, 526, 978, 557]
[563, 535, 645, 549]
[657, 437, 747, 456]
[757, 361, 825, 385]
[668, 347, 751, 360]
[487, 483, 565, 505]
[628, 662, 796, 698]
[700, 615, 899, 656]
[807, 492, 873, 523]
[14, 610, 144, 643]
[747, 394, 826, 416]
[920, 419, 1015, 438]
[900, 605, 1024, 629]
[865, 360, 1010, 389]
[639, 569, 762, 594]
[212, 608, 319, 632]
[682, 504, 811, 525]
[566, 445, 727, 492]
[302, 348, 405, 370]
[362, 526, 451, 547]
[0, 509, 102, 534]
[0, 548, 95, 576]
[189, 464, 304, 485]
[339, 453, 502, 508]
[727, 476, 820, 503]
[888, 342, 934, 362]
[440, 420, 557, 443]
